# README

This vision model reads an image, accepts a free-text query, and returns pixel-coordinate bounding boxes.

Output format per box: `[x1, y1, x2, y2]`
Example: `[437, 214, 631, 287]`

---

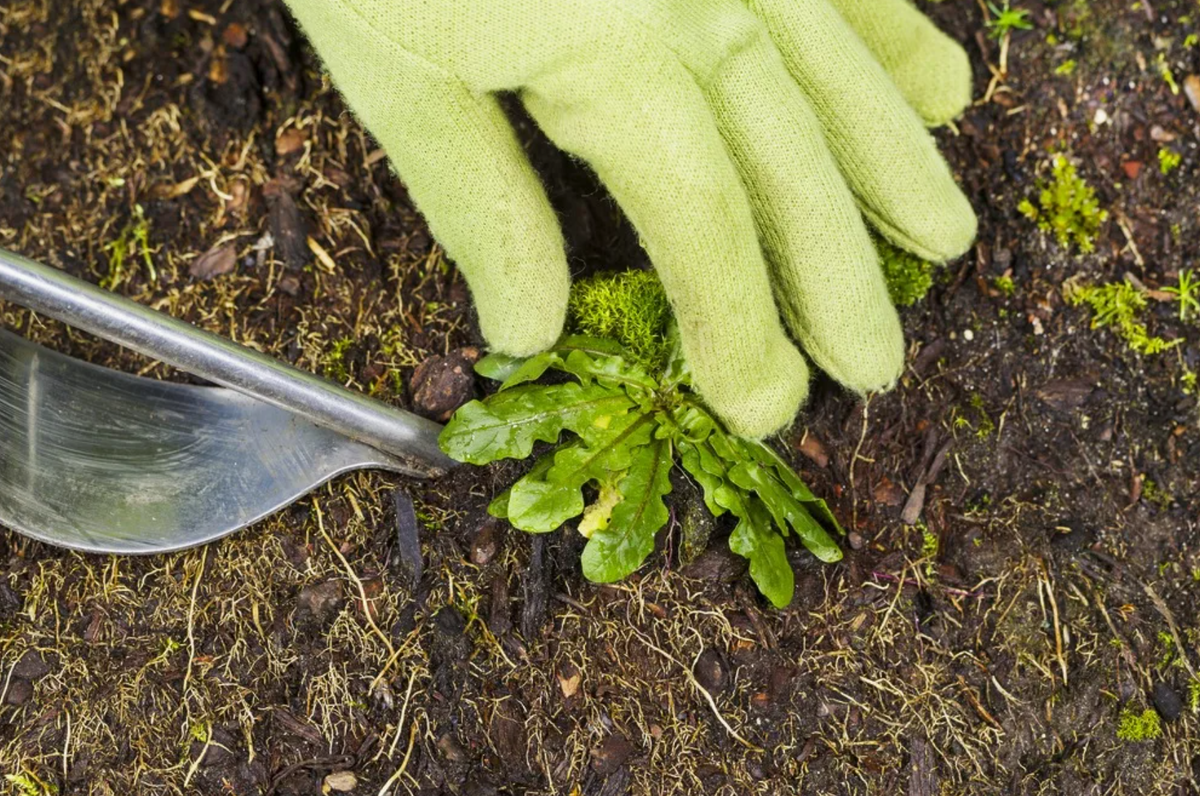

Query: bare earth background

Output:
[1, 0, 1199, 793]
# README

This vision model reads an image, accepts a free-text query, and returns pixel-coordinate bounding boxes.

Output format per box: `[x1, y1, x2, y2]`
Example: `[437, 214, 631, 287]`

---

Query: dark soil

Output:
[1, 0, 1199, 793]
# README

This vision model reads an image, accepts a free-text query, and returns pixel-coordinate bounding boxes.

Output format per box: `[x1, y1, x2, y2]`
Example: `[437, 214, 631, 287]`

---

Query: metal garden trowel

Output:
[0, 247, 456, 554]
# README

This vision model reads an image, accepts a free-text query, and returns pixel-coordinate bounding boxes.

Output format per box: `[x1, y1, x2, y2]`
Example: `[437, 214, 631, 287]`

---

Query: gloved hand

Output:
[283, 0, 976, 438]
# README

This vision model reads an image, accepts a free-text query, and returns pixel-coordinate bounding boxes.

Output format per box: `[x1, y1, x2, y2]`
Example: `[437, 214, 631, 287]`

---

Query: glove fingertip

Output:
[698, 343, 811, 440]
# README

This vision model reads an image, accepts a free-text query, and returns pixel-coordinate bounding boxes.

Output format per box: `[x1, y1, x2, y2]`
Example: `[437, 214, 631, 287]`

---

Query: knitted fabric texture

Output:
[283, 0, 977, 438]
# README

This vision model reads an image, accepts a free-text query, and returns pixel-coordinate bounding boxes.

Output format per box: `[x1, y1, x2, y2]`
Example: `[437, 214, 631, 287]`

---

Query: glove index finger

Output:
[825, 0, 972, 127]
[747, 0, 976, 262]
[286, 0, 570, 357]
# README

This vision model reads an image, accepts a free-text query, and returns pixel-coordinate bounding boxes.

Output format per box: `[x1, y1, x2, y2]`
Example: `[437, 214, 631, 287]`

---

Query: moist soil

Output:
[1, 0, 1199, 793]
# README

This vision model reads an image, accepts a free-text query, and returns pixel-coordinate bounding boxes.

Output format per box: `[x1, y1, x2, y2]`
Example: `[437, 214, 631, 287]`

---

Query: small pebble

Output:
[1152, 682, 1183, 722]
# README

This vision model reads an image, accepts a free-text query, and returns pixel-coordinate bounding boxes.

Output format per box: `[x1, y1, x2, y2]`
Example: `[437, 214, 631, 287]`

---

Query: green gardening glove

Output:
[283, 0, 976, 438]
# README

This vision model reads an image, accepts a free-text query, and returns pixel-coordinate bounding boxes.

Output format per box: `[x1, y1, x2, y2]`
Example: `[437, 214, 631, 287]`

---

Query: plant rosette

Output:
[438, 332, 843, 608]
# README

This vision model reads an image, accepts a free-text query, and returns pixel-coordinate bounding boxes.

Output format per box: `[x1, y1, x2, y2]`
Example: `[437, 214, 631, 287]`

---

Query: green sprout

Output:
[1158, 53, 1180, 94]
[1158, 147, 1182, 175]
[1054, 59, 1077, 76]
[102, 203, 156, 289]
[1066, 280, 1180, 355]
[1164, 269, 1200, 322]
[1116, 707, 1162, 742]
[986, 1, 1033, 38]
[993, 275, 1016, 296]
[1183, 368, 1197, 395]
[1018, 156, 1108, 253]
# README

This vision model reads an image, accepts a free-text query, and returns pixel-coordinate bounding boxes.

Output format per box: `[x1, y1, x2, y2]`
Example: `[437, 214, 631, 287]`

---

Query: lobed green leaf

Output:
[729, 497, 795, 608]
[741, 440, 842, 532]
[580, 439, 673, 583]
[677, 440, 726, 517]
[506, 445, 589, 533]
[508, 414, 654, 532]
[439, 382, 634, 465]
[474, 352, 526, 382]
[727, 460, 841, 563]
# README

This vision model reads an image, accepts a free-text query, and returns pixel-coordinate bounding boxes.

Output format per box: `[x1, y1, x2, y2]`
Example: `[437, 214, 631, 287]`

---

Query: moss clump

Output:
[1018, 156, 1108, 253]
[568, 270, 672, 372]
[322, 337, 355, 382]
[1065, 280, 1180, 355]
[1116, 707, 1162, 741]
[1158, 147, 1182, 175]
[877, 237, 934, 307]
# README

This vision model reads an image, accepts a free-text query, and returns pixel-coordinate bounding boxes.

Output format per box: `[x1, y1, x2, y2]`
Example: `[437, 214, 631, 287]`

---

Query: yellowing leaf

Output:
[578, 476, 624, 539]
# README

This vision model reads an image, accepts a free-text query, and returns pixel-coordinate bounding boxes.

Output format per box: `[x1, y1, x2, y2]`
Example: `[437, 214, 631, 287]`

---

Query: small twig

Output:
[316, 502, 398, 669]
[1039, 566, 1068, 684]
[1144, 583, 1197, 680]
[385, 668, 419, 760]
[629, 626, 761, 752]
[182, 727, 213, 790]
[957, 675, 1003, 730]
[849, 397, 871, 530]
[378, 720, 419, 796]
[874, 562, 910, 642]
[870, 571, 985, 599]
[183, 546, 208, 703]
[1088, 582, 1143, 683]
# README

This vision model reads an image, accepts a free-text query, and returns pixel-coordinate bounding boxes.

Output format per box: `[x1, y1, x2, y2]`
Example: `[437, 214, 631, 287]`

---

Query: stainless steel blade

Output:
[0, 329, 414, 554]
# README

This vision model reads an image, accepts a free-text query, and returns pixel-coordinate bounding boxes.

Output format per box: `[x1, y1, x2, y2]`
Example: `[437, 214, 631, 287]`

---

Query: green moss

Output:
[1054, 59, 1077, 76]
[322, 337, 355, 383]
[877, 237, 934, 307]
[4, 774, 57, 796]
[1065, 280, 1179, 355]
[1018, 156, 1108, 253]
[1116, 707, 1162, 741]
[1142, 479, 1173, 510]
[993, 275, 1016, 297]
[969, 392, 996, 439]
[567, 270, 672, 372]
[1158, 147, 1182, 175]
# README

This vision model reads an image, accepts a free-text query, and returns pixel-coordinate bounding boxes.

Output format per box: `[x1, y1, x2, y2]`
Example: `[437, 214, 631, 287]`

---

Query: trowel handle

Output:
[0, 247, 456, 477]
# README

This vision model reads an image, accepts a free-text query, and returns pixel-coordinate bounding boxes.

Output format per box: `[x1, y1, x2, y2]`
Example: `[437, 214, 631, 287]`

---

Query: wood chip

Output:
[150, 175, 199, 200]
[188, 243, 237, 280]
[323, 771, 357, 792]
[557, 663, 582, 698]
[221, 22, 248, 49]
[796, 431, 830, 468]
[1184, 74, 1200, 115]
[393, 489, 422, 590]
[275, 127, 308, 157]
[187, 8, 216, 24]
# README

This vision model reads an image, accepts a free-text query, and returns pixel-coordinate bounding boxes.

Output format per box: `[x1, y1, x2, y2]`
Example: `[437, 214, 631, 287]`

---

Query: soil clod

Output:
[411, 348, 479, 421]
[591, 733, 634, 775]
